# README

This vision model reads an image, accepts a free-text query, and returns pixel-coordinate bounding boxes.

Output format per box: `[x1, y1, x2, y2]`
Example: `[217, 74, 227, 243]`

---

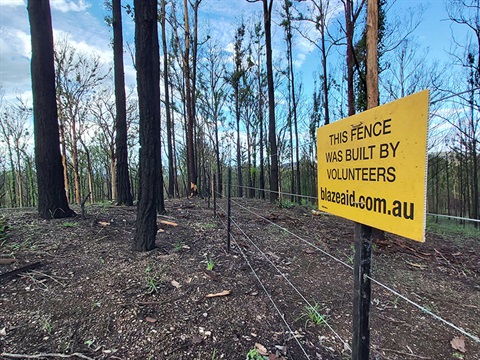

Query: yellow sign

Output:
[317, 90, 429, 242]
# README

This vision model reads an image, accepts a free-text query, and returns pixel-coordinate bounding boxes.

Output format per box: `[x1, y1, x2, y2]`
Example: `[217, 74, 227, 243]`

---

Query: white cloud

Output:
[0, 0, 25, 7]
[51, 0, 90, 13]
[54, 29, 113, 64]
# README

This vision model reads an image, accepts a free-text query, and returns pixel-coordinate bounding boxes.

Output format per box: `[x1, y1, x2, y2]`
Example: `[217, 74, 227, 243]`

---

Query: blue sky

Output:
[0, 0, 469, 106]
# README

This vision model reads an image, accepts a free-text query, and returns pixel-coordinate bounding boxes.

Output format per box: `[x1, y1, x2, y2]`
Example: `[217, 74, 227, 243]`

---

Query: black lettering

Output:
[392, 200, 402, 217]
[362, 168, 368, 181]
[373, 121, 383, 136]
[387, 167, 396, 182]
[349, 191, 355, 206]
[373, 198, 387, 213]
[377, 167, 386, 182]
[383, 118, 392, 134]
[359, 195, 365, 209]
[404, 202, 414, 220]
[365, 197, 372, 210]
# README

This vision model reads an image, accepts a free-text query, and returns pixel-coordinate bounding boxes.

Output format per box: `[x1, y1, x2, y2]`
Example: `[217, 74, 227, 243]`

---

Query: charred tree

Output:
[112, 0, 133, 206]
[133, 0, 161, 251]
[161, 0, 175, 199]
[27, 0, 74, 219]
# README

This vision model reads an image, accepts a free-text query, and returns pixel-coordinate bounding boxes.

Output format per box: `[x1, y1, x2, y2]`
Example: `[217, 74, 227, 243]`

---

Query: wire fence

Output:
[221, 183, 480, 225]
[212, 191, 479, 358]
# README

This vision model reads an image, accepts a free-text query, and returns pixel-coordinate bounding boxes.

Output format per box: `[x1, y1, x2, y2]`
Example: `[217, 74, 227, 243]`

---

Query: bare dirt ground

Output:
[0, 198, 479, 359]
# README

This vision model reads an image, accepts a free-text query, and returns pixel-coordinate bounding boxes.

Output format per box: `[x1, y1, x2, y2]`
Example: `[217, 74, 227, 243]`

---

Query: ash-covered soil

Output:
[0, 198, 479, 359]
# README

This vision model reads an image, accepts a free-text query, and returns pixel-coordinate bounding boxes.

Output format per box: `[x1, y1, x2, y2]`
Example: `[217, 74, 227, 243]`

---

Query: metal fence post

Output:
[352, 223, 373, 360]
[213, 173, 217, 218]
[227, 167, 232, 253]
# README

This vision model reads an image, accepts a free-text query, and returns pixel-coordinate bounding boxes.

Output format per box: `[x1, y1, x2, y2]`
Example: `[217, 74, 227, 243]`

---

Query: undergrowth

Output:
[0, 215, 9, 241]
[426, 216, 480, 240]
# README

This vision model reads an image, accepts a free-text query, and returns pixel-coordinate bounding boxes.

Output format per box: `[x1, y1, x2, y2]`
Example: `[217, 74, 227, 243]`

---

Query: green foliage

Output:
[145, 266, 159, 294]
[245, 348, 268, 360]
[61, 221, 77, 228]
[296, 303, 327, 328]
[426, 217, 480, 240]
[43, 319, 52, 334]
[205, 255, 214, 271]
[300, 198, 316, 209]
[0, 215, 9, 243]
[173, 241, 184, 252]
[84, 339, 94, 348]
[276, 198, 295, 209]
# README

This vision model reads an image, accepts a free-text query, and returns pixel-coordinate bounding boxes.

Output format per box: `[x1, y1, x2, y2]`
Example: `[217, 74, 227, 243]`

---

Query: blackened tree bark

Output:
[27, 0, 74, 219]
[264, 0, 278, 202]
[282, 0, 301, 203]
[133, 0, 162, 251]
[161, 0, 175, 199]
[248, 0, 278, 202]
[113, 0, 133, 206]
[183, 0, 197, 197]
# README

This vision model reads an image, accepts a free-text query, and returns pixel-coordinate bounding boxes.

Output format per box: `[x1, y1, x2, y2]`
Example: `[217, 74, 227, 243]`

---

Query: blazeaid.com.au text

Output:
[320, 187, 415, 220]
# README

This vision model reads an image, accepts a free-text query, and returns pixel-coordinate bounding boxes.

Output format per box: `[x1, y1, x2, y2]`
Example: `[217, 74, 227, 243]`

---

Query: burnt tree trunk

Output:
[113, 0, 133, 206]
[161, 0, 175, 199]
[27, 0, 74, 219]
[263, 0, 279, 202]
[133, 0, 161, 251]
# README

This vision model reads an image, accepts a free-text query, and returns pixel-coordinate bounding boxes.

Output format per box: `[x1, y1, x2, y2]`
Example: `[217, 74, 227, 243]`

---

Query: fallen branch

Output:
[158, 220, 178, 227]
[0, 262, 42, 282]
[377, 348, 431, 359]
[30, 270, 67, 287]
[0, 258, 17, 265]
[1, 352, 93, 360]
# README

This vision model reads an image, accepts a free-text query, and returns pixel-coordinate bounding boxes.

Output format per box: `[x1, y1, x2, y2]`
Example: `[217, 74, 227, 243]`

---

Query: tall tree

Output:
[295, 0, 336, 124]
[230, 23, 247, 198]
[112, 0, 133, 206]
[197, 38, 228, 198]
[161, 0, 175, 198]
[342, 0, 366, 116]
[282, 0, 301, 203]
[447, 0, 480, 225]
[183, 0, 197, 197]
[55, 41, 109, 204]
[0, 98, 32, 208]
[27, 0, 74, 219]
[133, 0, 162, 251]
[248, 0, 278, 202]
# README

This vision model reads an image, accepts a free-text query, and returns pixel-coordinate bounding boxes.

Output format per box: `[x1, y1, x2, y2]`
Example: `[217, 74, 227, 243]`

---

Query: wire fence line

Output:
[223, 204, 352, 352]
[215, 211, 312, 359]
[218, 196, 480, 344]
[222, 183, 480, 225]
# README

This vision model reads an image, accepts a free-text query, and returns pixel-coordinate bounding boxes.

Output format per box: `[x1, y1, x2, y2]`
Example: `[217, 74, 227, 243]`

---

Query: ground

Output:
[0, 198, 479, 360]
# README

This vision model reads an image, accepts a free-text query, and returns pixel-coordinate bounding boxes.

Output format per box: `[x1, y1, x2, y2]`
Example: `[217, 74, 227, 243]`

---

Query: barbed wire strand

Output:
[237, 184, 319, 202]
[227, 197, 480, 343]
[227, 197, 354, 270]
[366, 275, 480, 343]
[426, 213, 480, 224]
[221, 183, 480, 224]
[215, 213, 312, 359]
[223, 206, 352, 352]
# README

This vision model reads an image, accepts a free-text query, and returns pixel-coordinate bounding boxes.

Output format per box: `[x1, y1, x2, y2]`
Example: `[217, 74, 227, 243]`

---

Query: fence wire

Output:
[216, 211, 312, 359]
[220, 196, 480, 344]
[221, 203, 352, 352]
[222, 183, 480, 224]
